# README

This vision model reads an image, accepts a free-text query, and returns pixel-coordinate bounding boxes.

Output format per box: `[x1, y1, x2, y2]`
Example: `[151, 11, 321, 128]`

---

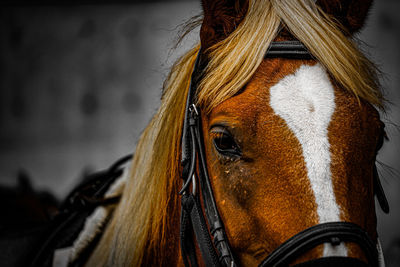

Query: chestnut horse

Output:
[65, 0, 388, 266]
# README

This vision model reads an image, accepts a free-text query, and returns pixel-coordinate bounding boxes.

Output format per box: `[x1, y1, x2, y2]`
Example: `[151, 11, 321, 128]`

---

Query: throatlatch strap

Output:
[180, 204, 199, 267]
[180, 48, 235, 267]
[181, 194, 221, 267]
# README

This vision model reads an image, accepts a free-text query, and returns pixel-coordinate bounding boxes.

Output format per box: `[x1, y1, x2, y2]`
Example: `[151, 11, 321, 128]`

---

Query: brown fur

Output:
[200, 56, 382, 265]
[329, 89, 381, 260]
[201, 58, 320, 265]
[193, 0, 380, 265]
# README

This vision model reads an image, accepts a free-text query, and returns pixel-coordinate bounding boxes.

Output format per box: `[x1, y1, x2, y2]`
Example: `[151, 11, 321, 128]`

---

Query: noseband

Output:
[179, 40, 389, 267]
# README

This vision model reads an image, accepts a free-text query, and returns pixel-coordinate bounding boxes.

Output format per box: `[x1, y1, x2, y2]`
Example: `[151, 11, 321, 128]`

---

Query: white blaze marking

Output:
[270, 64, 347, 256]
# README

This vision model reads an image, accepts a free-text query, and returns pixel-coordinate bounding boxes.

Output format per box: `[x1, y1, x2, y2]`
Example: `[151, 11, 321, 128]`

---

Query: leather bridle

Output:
[179, 40, 389, 267]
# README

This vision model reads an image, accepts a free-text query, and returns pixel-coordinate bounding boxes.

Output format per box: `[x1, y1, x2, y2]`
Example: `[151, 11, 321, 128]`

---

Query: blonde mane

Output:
[198, 0, 383, 111]
[88, 1, 383, 266]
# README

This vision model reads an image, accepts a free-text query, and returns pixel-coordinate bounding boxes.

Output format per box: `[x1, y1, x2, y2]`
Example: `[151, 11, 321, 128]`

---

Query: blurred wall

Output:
[362, 1, 400, 264]
[0, 1, 199, 197]
[0, 1, 399, 265]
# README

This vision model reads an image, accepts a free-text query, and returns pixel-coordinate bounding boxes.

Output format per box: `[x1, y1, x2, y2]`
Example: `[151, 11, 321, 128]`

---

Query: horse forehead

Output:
[209, 59, 317, 122]
[210, 60, 380, 134]
[269, 63, 336, 131]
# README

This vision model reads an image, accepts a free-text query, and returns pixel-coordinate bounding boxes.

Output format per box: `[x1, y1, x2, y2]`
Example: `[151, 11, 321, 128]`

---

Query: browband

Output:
[265, 40, 312, 59]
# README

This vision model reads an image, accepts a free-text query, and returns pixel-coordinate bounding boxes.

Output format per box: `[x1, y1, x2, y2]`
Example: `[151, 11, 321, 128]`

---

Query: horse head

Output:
[189, 0, 386, 265]
[87, 1, 387, 266]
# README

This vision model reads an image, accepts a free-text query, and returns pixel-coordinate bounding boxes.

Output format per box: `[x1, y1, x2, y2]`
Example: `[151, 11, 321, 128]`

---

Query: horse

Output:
[53, 0, 389, 266]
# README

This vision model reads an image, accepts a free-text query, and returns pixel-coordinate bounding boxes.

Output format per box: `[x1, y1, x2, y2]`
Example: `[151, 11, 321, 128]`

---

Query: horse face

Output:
[202, 58, 384, 265]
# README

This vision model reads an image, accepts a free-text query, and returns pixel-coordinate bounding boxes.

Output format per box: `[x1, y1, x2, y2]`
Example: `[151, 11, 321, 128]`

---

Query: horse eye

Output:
[211, 129, 241, 158]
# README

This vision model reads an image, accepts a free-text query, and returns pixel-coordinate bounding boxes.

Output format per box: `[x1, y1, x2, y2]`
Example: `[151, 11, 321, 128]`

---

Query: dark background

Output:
[0, 0, 399, 265]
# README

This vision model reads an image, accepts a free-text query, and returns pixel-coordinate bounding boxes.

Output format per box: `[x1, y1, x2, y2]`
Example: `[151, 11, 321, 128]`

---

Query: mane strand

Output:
[198, 0, 383, 112]
[87, 45, 200, 266]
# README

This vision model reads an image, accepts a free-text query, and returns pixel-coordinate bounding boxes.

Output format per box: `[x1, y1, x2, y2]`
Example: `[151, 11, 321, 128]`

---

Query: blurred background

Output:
[0, 0, 399, 265]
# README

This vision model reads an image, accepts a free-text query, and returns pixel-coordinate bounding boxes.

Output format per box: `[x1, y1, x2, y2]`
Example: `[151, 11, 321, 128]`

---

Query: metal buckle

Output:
[191, 174, 196, 196]
[180, 173, 197, 196]
[189, 104, 198, 116]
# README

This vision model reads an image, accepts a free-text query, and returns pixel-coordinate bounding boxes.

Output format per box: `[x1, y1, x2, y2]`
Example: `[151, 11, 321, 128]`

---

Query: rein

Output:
[179, 40, 389, 267]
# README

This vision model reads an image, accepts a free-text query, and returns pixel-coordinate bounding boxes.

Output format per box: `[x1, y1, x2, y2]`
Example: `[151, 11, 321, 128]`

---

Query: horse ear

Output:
[200, 0, 248, 50]
[316, 0, 374, 34]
